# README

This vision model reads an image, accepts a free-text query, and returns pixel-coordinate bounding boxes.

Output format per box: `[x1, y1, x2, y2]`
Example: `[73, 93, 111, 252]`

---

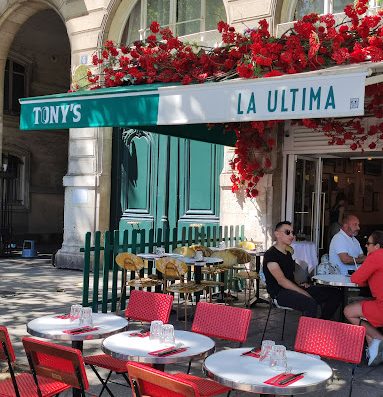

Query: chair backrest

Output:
[0, 326, 16, 364]
[127, 361, 201, 397]
[115, 252, 144, 272]
[210, 250, 237, 267]
[173, 246, 196, 258]
[156, 258, 188, 278]
[227, 248, 252, 264]
[125, 289, 174, 323]
[22, 337, 89, 391]
[294, 316, 366, 364]
[191, 302, 251, 343]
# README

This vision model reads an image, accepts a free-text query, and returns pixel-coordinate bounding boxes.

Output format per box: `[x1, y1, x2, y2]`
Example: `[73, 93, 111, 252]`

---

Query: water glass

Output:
[194, 250, 204, 261]
[218, 241, 226, 249]
[150, 320, 163, 341]
[155, 247, 165, 256]
[80, 307, 93, 327]
[269, 345, 288, 372]
[160, 324, 175, 345]
[259, 340, 275, 362]
[70, 304, 82, 322]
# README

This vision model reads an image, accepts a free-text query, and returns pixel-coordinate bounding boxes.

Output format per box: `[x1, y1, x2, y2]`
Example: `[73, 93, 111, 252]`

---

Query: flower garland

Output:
[81, 0, 383, 198]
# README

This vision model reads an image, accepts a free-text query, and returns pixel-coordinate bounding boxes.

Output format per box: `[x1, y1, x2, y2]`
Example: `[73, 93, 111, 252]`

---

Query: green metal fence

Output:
[81, 225, 245, 313]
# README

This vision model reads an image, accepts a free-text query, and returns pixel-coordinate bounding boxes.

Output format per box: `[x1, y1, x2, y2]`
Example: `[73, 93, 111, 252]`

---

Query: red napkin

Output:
[148, 347, 188, 356]
[264, 373, 304, 387]
[129, 331, 150, 338]
[241, 349, 261, 358]
[63, 326, 99, 335]
[54, 314, 71, 319]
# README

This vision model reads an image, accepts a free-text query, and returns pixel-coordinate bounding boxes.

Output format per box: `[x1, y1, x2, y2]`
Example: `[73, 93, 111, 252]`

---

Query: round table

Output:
[312, 274, 357, 288]
[102, 329, 215, 369]
[27, 312, 128, 351]
[203, 348, 332, 395]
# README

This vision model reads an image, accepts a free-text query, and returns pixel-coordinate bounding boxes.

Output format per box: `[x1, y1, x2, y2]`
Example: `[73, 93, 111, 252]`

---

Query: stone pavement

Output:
[1, 255, 383, 396]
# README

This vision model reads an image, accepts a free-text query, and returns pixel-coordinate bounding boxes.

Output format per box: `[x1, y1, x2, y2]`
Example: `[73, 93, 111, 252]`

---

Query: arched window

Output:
[294, 0, 380, 20]
[121, 0, 226, 43]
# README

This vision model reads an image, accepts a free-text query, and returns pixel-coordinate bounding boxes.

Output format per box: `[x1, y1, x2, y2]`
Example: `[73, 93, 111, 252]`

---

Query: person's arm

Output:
[267, 262, 312, 297]
[351, 255, 375, 285]
[338, 252, 365, 264]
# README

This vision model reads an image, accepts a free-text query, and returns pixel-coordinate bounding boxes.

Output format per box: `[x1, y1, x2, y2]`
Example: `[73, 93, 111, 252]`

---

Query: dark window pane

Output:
[12, 74, 24, 114]
[206, 0, 226, 30]
[4, 69, 9, 112]
[13, 62, 25, 73]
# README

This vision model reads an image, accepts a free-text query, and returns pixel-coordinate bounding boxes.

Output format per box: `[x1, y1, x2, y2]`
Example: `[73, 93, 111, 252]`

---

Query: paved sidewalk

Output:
[1, 255, 383, 396]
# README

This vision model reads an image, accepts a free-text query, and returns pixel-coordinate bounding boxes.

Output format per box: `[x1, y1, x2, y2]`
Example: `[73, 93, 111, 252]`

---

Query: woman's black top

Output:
[263, 246, 296, 298]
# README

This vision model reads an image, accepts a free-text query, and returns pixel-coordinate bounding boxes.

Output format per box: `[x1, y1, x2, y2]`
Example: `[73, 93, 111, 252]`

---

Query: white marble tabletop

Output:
[27, 312, 128, 342]
[102, 329, 215, 365]
[312, 274, 358, 288]
[203, 348, 332, 395]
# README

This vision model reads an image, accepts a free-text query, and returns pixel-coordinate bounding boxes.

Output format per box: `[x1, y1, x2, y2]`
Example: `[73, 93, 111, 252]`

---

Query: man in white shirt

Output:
[329, 215, 366, 275]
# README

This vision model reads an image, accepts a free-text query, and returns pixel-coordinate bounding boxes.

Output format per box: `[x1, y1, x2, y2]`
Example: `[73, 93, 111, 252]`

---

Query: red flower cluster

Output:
[80, 0, 383, 198]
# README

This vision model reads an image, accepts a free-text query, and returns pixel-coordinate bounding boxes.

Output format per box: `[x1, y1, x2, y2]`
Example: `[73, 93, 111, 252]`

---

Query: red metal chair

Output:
[127, 361, 202, 397]
[294, 316, 366, 397]
[0, 326, 70, 397]
[83, 290, 174, 397]
[174, 302, 252, 396]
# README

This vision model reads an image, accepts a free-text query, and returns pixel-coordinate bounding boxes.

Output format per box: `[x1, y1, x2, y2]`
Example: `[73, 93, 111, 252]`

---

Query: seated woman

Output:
[344, 230, 383, 366]
[263, 221, 342, 320]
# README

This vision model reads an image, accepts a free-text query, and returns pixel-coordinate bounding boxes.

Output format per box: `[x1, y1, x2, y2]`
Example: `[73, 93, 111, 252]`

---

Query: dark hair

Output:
[370, 230, 383, 247]
[335, 192, 346, 204]
[275, 221, 292, 231]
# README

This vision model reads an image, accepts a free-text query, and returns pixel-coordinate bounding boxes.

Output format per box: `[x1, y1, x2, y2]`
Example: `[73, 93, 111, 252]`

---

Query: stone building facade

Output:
[2, 0, 382, 268]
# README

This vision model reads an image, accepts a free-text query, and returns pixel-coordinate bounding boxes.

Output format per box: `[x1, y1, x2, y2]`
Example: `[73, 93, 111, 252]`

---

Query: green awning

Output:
[19, 65, 373, 146]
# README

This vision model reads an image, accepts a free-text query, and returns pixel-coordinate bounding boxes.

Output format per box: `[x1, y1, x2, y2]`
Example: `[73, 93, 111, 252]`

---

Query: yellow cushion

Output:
[173, 246, 196, 258]
[227, 248, 252, 264]
[238, 241, 256, 250]
[156, 257, 188, 277]
[211, 250, 238, 266]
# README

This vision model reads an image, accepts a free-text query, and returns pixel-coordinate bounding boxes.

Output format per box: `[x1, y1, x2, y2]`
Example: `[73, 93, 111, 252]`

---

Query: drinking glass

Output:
[218, 241, 226, 249]
[160, 324, 175, 345]
[155, 247, 165, 256]
[194, 250, 204, 261]
[259, 340, 275, 362]
[80, 307, 93, 327]
[269, 345, 288, 372]
[70, 304, 82, 322]
[150, 320, 163, 341]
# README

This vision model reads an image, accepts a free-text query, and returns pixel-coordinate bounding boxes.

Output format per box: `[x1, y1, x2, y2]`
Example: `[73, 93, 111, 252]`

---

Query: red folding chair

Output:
[0, 326, 70, 397]
[174, 302, 252, 397]
[83, 290, 174, 397]
[294, 316, 366, 397]
[127, 361, 201, 397]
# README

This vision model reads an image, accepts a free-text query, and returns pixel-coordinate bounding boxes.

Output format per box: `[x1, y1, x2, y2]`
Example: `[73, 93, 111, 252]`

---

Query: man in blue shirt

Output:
[329, 215, 365, 275]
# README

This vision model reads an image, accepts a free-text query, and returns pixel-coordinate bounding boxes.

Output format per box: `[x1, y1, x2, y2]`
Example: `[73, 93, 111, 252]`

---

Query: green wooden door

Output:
[110, 128, 223, 234]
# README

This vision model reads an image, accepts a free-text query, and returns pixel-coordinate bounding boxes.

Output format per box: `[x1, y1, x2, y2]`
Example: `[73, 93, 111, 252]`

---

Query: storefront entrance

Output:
[283, 153, 383, 257]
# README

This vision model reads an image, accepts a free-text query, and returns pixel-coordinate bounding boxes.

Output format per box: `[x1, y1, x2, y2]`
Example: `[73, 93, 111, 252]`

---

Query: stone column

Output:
[55, 1, 113, 268]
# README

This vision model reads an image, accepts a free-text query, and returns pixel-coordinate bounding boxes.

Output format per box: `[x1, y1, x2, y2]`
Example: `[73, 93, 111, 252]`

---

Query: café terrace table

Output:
[27, 312, 128, 352]
[312, 274, 359, 312]
[138, 253, 224, 302]
[203, 348, 333, 396]
[102, 329, 215, 371]
[27, 313, 128, 397]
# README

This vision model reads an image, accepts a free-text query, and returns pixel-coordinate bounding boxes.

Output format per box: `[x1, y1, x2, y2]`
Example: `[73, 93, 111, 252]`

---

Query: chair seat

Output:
[127, 278, 163, 288]
[200, 280, 225, 287]
[174, 373, 231, 397]
[166, 282, 205, 294]
[0, 373, 69, 397]
[84, 353, 129, 372]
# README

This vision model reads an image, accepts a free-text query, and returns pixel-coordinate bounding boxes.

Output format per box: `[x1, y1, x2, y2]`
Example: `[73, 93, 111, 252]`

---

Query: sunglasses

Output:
[366, 241, 375, 246]
[282, 230, 295, 236]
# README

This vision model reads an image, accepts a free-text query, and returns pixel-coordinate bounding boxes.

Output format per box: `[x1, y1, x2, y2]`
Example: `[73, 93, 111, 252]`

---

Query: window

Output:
[1, 150, 29, 209]
[122, 0, 226, 43]
[294, 0, 380, 19]
[4, 59, 28, 116]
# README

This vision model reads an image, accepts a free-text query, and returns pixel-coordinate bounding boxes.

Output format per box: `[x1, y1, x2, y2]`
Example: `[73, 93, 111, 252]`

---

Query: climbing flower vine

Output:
[78, 0, 383, 198]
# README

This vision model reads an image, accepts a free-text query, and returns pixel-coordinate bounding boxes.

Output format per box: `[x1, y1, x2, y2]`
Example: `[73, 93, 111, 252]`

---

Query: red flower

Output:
[237, 63, 254, 78]
[263, 70, 284, 77]
[150, 21, 160, 33]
